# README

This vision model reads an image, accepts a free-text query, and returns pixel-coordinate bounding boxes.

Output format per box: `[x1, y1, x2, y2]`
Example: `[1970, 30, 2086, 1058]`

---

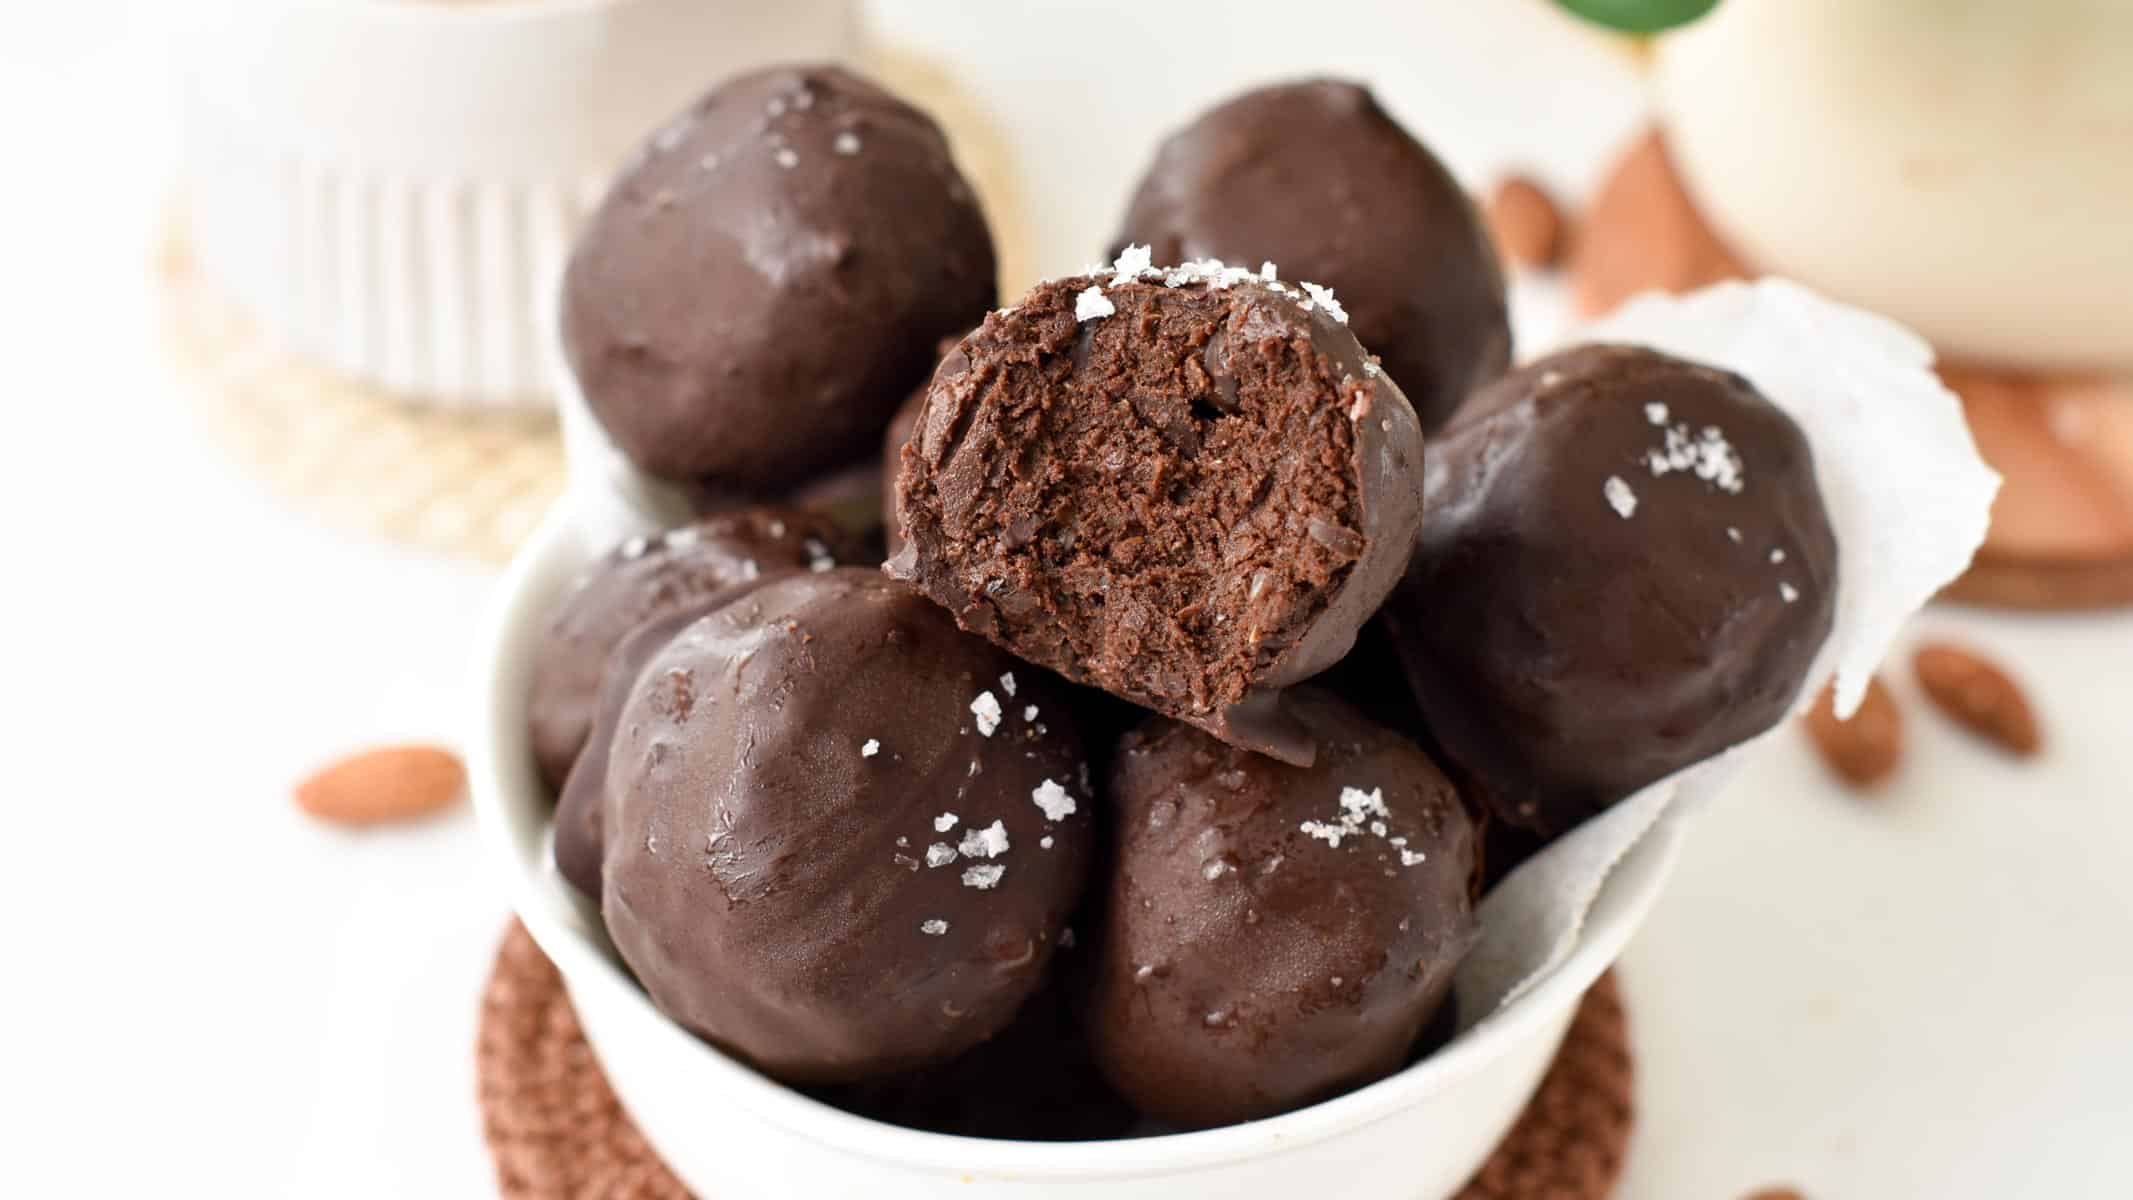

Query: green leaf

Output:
[1553, 0, 1721, 34]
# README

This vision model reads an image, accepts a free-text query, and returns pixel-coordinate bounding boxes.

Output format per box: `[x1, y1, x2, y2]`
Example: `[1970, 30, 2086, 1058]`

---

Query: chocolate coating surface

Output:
[812, 969, 1138, 1141]
[881, 334, 964, 560]
[1114, 79, 1509, 433]
[889, 269, 1426, 765]
[562, 64, 996, 491]
[1382, 344, 1838, 835]
[1088, 689, 1478, 1128]
[525, 508, 860, 792]
[552, 602, 731, 903]
[600, 570, 1095, 1085]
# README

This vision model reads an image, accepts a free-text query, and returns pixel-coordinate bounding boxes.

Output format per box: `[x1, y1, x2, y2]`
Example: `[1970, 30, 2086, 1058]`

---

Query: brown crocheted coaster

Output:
[476, 921, 1634, 1199]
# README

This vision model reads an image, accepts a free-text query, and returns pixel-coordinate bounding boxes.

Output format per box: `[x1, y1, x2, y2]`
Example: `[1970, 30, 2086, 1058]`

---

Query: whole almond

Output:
[296, 744, 466, 826]
[1802, 675, 1903, 789]
[1484, 175, 1567, 270]
[1913, 642, 2042, 756]
[1570, 129, 1751, 318]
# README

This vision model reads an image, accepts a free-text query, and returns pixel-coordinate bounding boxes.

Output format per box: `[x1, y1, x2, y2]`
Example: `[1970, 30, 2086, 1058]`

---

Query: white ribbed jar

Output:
[170, 0, 854, 410]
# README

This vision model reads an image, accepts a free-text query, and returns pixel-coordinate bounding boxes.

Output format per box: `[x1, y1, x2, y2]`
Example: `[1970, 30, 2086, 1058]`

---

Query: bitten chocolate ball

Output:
[1381, 344, 1838, 836]
[1088, 689, 1478, 1128]
[561, 64, 996, 492]
[1114, 79, 1509, 433]
[600, 570, 1095, 1085]
[525, 508, 860, 791]
[889, 263, 1426, 766]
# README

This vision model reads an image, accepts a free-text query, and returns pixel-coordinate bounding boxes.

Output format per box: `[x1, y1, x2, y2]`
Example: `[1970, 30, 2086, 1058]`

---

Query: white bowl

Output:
[468, 494, 1687, 1200]
[168, 0, 853, 408]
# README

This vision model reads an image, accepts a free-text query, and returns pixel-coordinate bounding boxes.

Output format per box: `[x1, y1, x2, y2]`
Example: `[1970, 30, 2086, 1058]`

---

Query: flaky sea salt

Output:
[920, 919, 948, 936]
[805, 538, 835, 572]
[958, 820, 1010, 859]
[934, 812, 958, 832]
[1032, 778, 1076, 821]
[1297, 786, 1427, 867]
[860, 739, 880, 758]
[1645, 420, 1746, 493]
[832, 131, 861, 156]
[1299, 281, 1348, 323]
[962, 864, 1005, 890]
[970, 691, 1003, 736]
[1075, 287, 1114, 322]
[1604, 475, 1639, 519]
[998, 672, 1017, 697]
[1770, 548, 1787, 564]
[773, 147, 799, 169]
[1780, 582, 1800, 604]
[1645, 402, 1670, 425]
[1023, 704, 1039, 722]
[1110, 243, 1154, 285]
[925, 842, 957, 868]
[1727, 526, 1743, 543]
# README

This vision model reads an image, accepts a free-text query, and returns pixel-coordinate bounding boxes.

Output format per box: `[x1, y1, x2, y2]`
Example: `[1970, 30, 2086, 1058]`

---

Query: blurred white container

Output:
[859, 0, 1645, 290]
[1654, 0, 2133, 371]
[170, 0, 853, 409]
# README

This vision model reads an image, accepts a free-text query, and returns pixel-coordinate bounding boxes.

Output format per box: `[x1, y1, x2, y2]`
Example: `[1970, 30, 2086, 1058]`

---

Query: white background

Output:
[3, 4, 2127, 1197]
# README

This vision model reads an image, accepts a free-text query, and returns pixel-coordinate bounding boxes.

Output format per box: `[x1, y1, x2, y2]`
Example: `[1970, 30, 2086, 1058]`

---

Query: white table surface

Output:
[6, 5, 2127, 1197]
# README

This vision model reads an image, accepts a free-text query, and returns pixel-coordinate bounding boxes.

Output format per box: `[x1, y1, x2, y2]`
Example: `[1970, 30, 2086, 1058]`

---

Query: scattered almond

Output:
[1570, 128, 1751, 318]
[1802, 675, 1903, 789]
[1913, 641, 2042, 756]
[1484, 175, 1567, 270]
[296, 744, 466, 827]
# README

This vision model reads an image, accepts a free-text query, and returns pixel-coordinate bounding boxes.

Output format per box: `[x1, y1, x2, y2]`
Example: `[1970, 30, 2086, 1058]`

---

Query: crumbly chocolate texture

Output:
[889, 267, 1426, 765]
[1114, 79, 1509, 433]
[525, 507, 860, 792]
[600, 570, 1094, 1085]
[1088, 689, 1478, 1128]
[1382, 344, 1838, 835]
[561, 64, 996, 492]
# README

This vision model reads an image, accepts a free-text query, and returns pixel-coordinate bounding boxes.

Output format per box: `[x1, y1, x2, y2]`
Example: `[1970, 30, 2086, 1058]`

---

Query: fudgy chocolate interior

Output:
[898, 277, 1369, 724]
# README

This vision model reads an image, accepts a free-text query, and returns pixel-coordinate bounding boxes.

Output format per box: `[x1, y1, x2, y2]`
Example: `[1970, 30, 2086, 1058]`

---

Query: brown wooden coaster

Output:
[477, 921, 1634, 1199]
[1935, 365, 2133, 612]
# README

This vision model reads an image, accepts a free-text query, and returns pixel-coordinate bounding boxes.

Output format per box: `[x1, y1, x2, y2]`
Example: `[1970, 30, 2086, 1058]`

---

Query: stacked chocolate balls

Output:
[529, 66, 1837, 1134]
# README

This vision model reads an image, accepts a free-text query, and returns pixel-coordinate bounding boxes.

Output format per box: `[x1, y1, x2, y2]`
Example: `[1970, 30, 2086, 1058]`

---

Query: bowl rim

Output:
[468, 495, 1688, 1181]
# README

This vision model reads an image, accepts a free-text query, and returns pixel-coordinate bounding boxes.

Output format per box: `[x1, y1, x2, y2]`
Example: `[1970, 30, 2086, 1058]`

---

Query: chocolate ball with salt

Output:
[525, 507, 861, 792]
[889, 259, 1426, 766]
[561, 64, 996, 492]
[1381, 344, 1838, 836]
[1113, 79, 1509, 433]
[599, 569, 1095, 1085]
[1088, 689, 1478, 1128]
